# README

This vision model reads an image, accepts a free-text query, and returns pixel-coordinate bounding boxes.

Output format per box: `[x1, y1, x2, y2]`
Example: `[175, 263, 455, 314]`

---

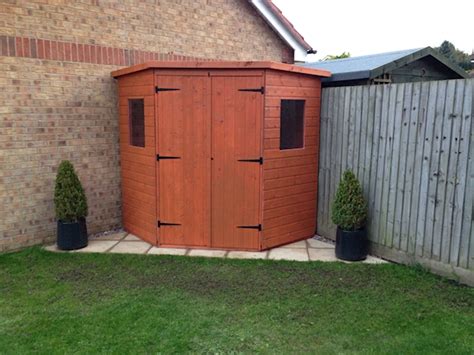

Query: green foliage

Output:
[323, 52, 351, 61]
[435, 41, 472, 71]
[331, 170, 367, 230]
[54, 160, 88, 222]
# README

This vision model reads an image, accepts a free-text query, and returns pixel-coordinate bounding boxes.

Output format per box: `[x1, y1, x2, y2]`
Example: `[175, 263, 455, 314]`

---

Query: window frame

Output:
[128, 97, 146, 148]
[278, 98, 306, 151]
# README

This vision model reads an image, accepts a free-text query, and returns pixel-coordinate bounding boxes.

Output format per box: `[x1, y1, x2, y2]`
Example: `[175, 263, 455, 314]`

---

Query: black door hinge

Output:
[155, 86, 180, 93]
[156, 154, 181, 161]
[237, 157, 263, 165]
[157, 220, 181, 228]
[238, 86, 265, 94]
[237, 224, 262, 231]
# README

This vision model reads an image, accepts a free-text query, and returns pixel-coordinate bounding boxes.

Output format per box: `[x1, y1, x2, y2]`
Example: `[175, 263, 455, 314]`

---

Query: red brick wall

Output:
[0, 0, 292, 252]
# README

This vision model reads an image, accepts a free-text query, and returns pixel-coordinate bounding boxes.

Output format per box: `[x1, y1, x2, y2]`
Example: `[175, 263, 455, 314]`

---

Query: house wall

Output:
[0, 0, 292, 252]
[261, 70, 321, 249]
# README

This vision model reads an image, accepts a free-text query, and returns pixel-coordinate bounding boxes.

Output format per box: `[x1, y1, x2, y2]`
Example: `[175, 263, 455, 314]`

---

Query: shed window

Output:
[279, 99, 305, 150]
[129, 99, 145, 147]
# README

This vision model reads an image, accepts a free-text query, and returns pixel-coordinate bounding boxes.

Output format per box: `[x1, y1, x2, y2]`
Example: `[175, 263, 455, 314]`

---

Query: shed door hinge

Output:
[237, 157, 263, 165]
[238, 86, 265, 94]
[157, 220, 181, 228]
[156, 154, 181, 161]
[237, 224, 262, 231]
[155, 86, 180, 93]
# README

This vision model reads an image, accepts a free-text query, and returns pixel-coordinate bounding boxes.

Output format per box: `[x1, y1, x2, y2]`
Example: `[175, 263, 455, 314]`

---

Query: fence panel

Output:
[318, 79, 474, 284]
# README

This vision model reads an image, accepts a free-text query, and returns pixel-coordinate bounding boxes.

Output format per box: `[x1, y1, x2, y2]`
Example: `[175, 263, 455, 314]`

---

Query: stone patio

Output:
[45, 231, 388, 264]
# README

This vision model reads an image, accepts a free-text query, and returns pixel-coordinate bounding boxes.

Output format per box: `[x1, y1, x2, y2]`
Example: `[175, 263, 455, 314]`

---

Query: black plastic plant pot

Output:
[335, 226, 368, 261]
[57, 217, 88, 250]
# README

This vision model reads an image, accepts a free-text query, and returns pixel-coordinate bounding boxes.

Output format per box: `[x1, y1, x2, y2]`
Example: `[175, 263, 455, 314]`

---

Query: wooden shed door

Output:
[211, 76, 263, 249]
[156, 75, 211, 247]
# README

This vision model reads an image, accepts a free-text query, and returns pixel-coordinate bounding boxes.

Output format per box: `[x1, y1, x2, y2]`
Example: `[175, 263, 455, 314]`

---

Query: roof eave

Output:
[248, 0, 315, 62]
[323, 70, 371, 82]
[111, 61, 331, 78]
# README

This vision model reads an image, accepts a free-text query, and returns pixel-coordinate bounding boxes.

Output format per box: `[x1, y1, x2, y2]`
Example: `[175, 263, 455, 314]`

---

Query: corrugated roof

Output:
[302, 48, 421, 75]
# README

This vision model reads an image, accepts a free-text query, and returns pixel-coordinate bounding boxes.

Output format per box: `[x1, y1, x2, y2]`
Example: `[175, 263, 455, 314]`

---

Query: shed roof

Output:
[111, 61, 331, 78]
[301, 47, 469, 82]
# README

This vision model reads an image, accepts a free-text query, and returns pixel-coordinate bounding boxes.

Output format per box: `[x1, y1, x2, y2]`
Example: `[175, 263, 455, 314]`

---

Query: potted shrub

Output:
[331, 170, 368, 261]
[54, 160, 88, 250]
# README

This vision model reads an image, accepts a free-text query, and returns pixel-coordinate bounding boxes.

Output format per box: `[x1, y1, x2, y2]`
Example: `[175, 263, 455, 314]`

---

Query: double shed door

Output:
[156, 73, 263, 249]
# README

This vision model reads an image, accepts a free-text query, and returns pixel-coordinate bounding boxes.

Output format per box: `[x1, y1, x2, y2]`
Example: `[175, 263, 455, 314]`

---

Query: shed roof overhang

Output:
[111, 61, 331, 78]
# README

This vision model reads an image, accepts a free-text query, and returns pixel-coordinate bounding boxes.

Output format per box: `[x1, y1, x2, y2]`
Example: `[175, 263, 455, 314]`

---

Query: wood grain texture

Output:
[156, 74, 212, 247]
[117, 69, 157, 245]
[317, 79, 474, 275]
[211, 75, 263, 250]
[111, 60, 331, 79]
[117, 66, 324, 251]
[262, 69, 321, 249]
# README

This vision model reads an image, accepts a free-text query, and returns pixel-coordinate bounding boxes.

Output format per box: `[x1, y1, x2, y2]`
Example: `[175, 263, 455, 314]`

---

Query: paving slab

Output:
[307, 238, 335, 249]
[188, 249, 227, 258]
[281, 240, 307, 249]
[123, 234, 141, 241]
[268, 247, 309, 262]
[44, 244, 66, 252]
[148, 247, 187, 256]
[308, 248, 338, 261]
[227, 251, 268, 260]
[109, 241, 152, 254]
[362, 255, 388, 264]
[74, 240, 119, 253]
[90, 231, 127, 241]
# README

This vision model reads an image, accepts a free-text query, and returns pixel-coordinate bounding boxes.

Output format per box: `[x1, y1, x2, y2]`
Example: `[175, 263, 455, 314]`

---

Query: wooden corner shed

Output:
[112, 61, 330, 251]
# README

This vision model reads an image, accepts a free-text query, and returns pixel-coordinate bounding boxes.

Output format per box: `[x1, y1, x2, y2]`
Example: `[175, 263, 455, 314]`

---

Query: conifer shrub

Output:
[54, 161, 88, 222]
[331, 170, 367, 231]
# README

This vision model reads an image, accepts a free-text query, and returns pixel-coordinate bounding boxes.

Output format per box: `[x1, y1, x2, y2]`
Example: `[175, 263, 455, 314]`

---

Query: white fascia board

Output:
[250, 0, 308, 62]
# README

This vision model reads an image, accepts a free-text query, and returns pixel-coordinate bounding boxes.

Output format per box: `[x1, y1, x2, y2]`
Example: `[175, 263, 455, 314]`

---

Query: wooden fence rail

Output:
[318, 79, 474, 285]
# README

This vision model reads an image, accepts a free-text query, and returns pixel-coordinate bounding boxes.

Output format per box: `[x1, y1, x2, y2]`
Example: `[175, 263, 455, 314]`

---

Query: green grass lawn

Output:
[1, 247, 473, 354]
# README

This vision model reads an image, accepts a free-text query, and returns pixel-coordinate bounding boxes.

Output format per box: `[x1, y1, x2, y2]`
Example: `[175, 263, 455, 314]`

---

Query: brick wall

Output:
[0, 0, 292, 252]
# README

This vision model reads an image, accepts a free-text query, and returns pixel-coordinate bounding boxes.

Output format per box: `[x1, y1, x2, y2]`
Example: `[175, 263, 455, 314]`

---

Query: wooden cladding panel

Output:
[118, 70, 157, 245]
[261, 69, 321, 249]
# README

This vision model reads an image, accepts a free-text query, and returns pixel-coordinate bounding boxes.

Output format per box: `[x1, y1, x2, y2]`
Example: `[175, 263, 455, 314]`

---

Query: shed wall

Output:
[390, 56, 464, 83]
[262, 70, 321, 249]
[118, 70, 157, 244]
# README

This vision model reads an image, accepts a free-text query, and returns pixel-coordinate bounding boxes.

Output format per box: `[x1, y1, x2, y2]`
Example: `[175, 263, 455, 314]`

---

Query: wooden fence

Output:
[318, 79, 474, 285]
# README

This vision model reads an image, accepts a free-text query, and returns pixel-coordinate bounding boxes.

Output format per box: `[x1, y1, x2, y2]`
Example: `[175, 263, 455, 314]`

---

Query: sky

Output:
[272, 0, 473, 62]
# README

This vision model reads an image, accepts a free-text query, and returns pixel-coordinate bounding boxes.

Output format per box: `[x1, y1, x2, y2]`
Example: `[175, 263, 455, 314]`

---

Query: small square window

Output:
[279, 99, 305, 150]
[129, 99, 145, 147]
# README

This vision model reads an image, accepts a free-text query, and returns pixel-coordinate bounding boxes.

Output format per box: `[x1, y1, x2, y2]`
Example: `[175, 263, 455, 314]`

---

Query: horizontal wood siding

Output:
[318, 79, 474, 285]
[118, 70, 156, 244]
[262, 70, 321, 249]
